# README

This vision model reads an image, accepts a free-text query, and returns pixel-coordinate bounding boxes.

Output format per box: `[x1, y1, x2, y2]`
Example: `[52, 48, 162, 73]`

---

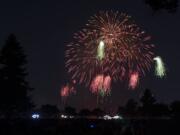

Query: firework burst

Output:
[65, 11, 155, 89]
[60, 83, 76, 104]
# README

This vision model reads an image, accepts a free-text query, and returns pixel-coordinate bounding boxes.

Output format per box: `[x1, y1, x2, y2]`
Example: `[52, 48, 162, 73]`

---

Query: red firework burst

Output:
[129, 71, 139, 89]
[60, 83, 75, 98]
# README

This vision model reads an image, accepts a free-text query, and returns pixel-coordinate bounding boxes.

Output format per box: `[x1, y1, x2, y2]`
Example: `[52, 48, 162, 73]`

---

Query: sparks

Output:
[97, 41, 105, 60]
[60, 83, 75, 97]
[103, 75, 111, 93]
[65, 11, 154, 85]
[129, 72, 139, 89]
[90, 74, 111, 96]
[153, 56, 166, 78]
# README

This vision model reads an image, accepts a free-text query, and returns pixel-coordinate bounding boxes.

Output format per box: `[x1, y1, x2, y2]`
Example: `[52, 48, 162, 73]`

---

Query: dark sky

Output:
[0, 0, 180, 110]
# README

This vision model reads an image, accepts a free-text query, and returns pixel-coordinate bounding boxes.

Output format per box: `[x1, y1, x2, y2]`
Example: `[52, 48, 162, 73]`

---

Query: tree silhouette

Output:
[40, 104, 59, 118]
[144, 0, 179, 13]
[152, 103, 170, 117]
[64, 106, 76, 115]
[124, 99, 138, 117]
[117, 106, 125, 116]
[170, 101, 180, 118]
[0, 34, 33, 118]
[92, 108, 104, 116]
[140, 89, 156, 116]
[79, 109, 91, 116]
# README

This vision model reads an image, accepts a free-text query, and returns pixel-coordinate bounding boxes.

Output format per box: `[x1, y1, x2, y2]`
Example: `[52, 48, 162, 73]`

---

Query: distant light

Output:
[32, 114, 40, 119]
[103, 115, 123, 120]
[90, 124, 95, 128]
[113, 115, 123, 120]
[103, 115, 112, 120]
[61, 114, 67, 119]
[69, 116, 74, 119]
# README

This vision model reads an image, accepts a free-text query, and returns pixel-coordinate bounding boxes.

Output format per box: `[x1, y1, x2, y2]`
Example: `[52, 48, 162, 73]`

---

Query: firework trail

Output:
[65, 11, 154, 86]
[129, 72, 139, 89]
[154, 56, 166, 78]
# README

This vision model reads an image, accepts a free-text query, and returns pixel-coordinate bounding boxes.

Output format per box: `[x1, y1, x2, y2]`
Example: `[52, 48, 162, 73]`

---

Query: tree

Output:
[151, 103, 170, 117]
[117, 106, 125, 116]
[91, 108, 104, 116]
[79, 109, 91, 116]
[64, 106, 76, 115]
[0, 34, 33, 118]
[140, 89, 156, 116]
[40, 104, 59, 118]
[170, 101, 180, 118]
[124, 99, 138, 117]
[140, 89, 156, 107]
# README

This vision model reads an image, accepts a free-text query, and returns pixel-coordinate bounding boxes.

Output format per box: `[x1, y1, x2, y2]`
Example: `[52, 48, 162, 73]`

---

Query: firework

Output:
[60, 83, 76, 106]
[103, 75, 111, 92]
[129, 72, 139, 89]
[90, 74, 104, 93]
[65, 11, 154, 87]
[97, 41, 105, 60]
[90, 74, 111, 96]
[60, 83, 75, 98]
[153, 56, 166, 78]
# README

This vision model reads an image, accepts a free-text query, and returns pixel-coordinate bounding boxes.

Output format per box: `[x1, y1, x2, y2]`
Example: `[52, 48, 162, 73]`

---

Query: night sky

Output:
[0, 0, 180, 110]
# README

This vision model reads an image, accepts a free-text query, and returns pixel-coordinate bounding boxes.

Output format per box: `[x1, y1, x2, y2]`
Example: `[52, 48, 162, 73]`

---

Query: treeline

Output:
[36, 89, 180, 119]
[117, 89, 180, 118]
